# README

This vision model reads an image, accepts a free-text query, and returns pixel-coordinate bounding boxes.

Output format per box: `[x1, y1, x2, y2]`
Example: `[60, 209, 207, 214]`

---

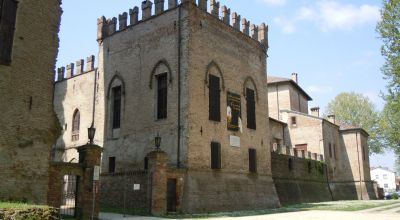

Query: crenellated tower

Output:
[55, 0, 276, 213]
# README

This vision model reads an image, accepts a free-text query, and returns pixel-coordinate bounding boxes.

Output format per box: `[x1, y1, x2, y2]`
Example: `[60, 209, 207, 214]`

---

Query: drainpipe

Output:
[91, 69, 98, 127]
[176, 4, 182, 168]
[276, 84, 279, 119]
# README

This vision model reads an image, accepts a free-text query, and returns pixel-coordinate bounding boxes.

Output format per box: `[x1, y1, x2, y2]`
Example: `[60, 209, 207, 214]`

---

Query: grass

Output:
[0, 202, 48, 209]
[100, 206, 151, 216]
[159, 200, 400, 219]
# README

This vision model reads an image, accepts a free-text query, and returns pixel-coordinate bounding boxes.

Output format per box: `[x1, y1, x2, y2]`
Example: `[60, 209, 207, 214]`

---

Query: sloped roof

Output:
[267, 75, 313, 101]
[337, 121, 369, 136]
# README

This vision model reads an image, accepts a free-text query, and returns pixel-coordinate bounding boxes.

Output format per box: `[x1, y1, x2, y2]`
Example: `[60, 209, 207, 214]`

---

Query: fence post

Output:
[77, 144, 102, 219]
[147, 150, 168, 215]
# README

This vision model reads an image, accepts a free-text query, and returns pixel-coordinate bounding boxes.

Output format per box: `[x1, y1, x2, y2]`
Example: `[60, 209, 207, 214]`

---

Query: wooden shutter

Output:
[109, 157, 116, 173]
[112, 86, 121, 129]
[209, 74, 221, 121]
[0, 0, 18, 65]
[246, 88, 256, 129]
[157, 74, 168, 119]
[211, 142, 221, 169]
[249, 148, 257, 173]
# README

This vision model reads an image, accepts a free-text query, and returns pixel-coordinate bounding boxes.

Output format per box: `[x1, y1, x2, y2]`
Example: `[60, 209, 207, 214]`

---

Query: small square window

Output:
[291, 116, 297, 126]
[109, 157, 116, 173]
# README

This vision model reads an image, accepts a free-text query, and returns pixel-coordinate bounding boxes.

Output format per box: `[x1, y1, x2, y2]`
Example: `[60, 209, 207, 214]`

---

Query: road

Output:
[99, 202, 400, 220]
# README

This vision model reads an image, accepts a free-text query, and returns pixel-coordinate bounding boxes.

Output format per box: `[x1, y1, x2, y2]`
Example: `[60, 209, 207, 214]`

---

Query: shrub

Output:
[392, 193, 399, 200]
[0, 206, 59, 220]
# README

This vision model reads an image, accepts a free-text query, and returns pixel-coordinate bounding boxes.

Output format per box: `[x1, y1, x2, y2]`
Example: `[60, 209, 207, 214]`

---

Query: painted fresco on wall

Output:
[227, 92, 241, 132]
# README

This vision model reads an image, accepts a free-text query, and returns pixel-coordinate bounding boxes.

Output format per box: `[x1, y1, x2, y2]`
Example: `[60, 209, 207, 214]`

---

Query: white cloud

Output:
[259, 0, 287, 7]
[312, 1, 380, 31]
[273, 1, 380, 33]
[273, 17, 296, 34]
[307, 85, 333, 94]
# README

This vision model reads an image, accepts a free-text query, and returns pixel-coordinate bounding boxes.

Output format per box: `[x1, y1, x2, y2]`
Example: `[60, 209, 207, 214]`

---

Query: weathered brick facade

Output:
[0, 0, 62, 204]
[267, 74, 376, 200]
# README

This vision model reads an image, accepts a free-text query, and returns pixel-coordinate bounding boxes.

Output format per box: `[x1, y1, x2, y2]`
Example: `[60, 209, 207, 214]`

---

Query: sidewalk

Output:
[99, 212, 167, 220]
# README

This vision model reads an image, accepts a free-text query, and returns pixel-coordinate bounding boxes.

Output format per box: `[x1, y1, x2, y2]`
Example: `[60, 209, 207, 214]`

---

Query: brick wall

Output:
[271, 153, 332, 205]
[100, 171, 150, 211]
[0, 0, 62, 204]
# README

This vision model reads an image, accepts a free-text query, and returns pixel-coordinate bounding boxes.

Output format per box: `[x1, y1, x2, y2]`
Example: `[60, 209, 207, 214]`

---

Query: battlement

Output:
[272, 145, 325, 162]
[55, 55, 96, 82]
[97, 0, 268, 50]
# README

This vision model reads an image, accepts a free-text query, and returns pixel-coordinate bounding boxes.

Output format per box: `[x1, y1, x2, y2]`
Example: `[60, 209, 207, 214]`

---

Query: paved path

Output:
[99, 202, 400, 220]
[357, 202, 400, 214]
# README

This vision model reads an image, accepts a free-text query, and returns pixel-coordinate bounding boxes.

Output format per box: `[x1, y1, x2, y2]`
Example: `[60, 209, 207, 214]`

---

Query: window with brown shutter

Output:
[246, 88, 256, 129]
[0, 0, 18, 65]
[328, 143, 332, 158]
[71, 109, 80, 141]
[209, 74, 221, 121]
[112, 86, 121, 129]
[157, 73, 168, 119]
[109, 157, 116, 173]
[249, 148, 257, 173]
[211, 142, 221, 169]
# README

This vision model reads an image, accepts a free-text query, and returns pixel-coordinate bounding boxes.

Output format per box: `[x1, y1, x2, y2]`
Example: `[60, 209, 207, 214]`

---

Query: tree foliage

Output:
[377, 0, 400, 155]
[325, 92, 385, 154]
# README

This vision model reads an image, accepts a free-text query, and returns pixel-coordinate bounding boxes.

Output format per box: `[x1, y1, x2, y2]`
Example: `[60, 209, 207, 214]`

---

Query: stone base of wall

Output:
[330, 181, 377, 200]
[182, 170, 280, 213]
[100, 171, 150, 211]
[274, 179, 332, 205]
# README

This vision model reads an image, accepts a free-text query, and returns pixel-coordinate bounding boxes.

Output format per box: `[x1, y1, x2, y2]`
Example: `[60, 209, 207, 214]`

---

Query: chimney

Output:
[292, 72, 298, 84]
[327, 115, 336, 124]
[310, 107, 320, 117]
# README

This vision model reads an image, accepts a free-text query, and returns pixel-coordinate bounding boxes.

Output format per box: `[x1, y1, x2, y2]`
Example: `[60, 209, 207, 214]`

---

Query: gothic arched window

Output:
[72, 109, 80, 141]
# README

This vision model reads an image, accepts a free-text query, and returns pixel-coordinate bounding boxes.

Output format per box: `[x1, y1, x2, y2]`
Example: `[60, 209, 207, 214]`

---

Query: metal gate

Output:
[60, 175, 78, 217]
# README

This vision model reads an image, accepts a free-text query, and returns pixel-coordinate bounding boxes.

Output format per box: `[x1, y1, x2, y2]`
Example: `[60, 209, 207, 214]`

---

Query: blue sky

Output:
[57, 0, 395, 170]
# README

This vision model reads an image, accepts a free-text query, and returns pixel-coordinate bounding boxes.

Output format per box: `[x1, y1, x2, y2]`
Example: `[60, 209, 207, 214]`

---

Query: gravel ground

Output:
[99, 202, 400, 220]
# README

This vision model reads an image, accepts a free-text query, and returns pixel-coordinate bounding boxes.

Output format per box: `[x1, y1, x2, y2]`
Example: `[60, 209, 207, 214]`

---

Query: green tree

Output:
[377, 0, 400, 154]
[325, 92, 385, 154]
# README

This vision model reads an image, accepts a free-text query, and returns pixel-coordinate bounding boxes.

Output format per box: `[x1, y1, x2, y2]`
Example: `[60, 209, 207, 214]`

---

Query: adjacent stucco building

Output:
[371, 167, 397, 192]
[267, 74, 375, 200]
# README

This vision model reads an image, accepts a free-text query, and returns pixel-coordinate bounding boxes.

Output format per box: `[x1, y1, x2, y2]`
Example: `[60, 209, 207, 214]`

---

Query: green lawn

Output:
[0, 202, 48, 209]
[160, 200, 400, 219]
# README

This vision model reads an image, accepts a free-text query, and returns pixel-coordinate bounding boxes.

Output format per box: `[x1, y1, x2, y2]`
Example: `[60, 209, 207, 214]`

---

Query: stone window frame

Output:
[106, 74, 126, 139]
[244, 78, 258, 130]
[149, 59, 172, 121]
[71, 109, 80, 142]
[205, 61, 225, 122]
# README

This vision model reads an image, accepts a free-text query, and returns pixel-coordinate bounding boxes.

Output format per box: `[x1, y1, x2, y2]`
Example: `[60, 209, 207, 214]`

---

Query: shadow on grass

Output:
[159, 205, 323, 219]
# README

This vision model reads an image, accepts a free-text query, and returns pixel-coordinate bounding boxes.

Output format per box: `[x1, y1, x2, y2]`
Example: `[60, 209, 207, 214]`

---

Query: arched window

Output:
[107, 74, 125, 136]
[71, 109, 80, 141]
[205, 61, 224, 122]
[244, 77, 258, 130]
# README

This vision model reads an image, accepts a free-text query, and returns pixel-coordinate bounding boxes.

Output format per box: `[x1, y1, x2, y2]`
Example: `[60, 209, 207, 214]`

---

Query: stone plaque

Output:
[133, 184, 140, 191]
[93, 165, 100, 181]
[230, 135, 240, 147]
